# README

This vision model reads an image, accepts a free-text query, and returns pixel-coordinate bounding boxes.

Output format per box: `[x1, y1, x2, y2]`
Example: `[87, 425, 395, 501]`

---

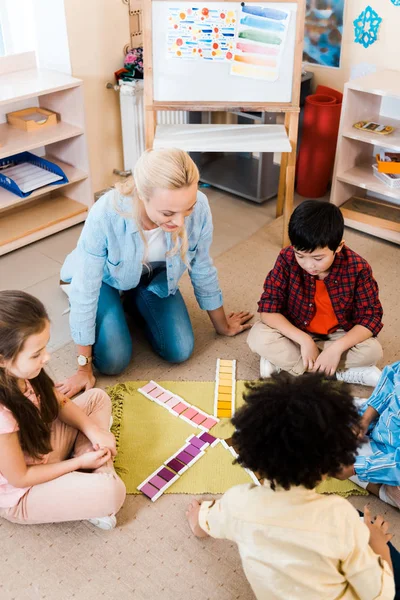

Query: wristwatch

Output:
[77, 355, 93, 367]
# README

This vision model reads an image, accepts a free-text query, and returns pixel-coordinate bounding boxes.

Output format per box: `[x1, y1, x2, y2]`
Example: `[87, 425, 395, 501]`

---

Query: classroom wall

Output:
[64, 0, 130, 193]
[306, 0, 400, 92]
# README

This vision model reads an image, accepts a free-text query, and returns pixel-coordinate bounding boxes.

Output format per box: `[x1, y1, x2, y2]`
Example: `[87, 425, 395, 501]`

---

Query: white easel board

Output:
[152, 2, 298, 103]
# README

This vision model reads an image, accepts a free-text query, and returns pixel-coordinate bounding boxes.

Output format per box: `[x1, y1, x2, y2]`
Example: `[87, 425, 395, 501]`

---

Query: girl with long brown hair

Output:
[0, 291, 125, 528]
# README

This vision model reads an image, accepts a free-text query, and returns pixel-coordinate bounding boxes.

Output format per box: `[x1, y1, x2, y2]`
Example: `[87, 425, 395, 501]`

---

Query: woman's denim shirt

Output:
[61, 189, 223, 345]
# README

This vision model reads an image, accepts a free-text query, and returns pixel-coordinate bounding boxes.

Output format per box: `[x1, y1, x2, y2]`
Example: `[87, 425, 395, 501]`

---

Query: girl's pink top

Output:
[0, 381, 49, 508]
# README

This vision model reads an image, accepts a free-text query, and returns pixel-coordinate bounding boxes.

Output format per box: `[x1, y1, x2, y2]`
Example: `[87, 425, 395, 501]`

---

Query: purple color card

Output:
[158, 467, 176, 482]
[140, 382, 158, 394]
[149, 387, 164, 399]
[157, 392, 173, 403]
[166, 458, 186, 473]
[191, 412, 207, 426]
[171, 402, 188, 415]
[188, 436, 207, 450]
[184, 444, 201, 458]
[149, 475, 169, 490]
[166, 397, 180, 409]
[200, 417, 218, 430]
[140, 482, 159, 499]
[182, 407, 198, 420]
[199, 432, 217, 445]
[175, 450, 193, 465]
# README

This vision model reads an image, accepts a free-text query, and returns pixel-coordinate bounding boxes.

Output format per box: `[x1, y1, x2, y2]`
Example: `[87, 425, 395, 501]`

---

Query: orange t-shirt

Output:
[307, 279, 339, 335]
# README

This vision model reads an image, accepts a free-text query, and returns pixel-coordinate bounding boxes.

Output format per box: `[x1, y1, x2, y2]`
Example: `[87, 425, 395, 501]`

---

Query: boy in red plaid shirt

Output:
[248, 201, 383, 387]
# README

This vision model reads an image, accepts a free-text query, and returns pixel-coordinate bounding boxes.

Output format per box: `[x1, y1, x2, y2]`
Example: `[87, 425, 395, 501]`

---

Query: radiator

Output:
[119, 80, 187, 174]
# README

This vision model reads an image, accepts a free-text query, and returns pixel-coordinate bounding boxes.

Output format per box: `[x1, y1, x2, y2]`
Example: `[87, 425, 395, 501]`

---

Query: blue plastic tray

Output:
[0, 151, 69, 198]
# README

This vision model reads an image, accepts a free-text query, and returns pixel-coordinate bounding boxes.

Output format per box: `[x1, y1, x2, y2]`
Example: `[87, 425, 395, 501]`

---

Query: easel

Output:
[143, 1, 305, 246]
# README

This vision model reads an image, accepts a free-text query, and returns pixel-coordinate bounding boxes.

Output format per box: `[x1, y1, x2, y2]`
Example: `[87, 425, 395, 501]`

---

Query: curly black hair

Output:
[231, 371, 362, 490]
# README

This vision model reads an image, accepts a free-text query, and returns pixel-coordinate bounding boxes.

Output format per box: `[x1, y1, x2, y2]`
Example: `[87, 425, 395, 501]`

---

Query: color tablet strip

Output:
[167, 446, 205, 470]
[213, 359, 236, 419]
[139, 381, 219, 431]
[186, 434, 209, 450]
[137, 466, 180, 502]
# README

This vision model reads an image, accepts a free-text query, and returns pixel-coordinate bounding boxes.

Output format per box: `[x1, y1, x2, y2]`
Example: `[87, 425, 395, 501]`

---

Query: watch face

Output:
[77, 355, 87, 366]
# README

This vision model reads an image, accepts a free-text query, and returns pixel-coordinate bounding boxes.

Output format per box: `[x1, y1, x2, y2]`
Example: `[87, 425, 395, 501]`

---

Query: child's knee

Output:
[356, 337, 383, 366]
[247, 321, 267, 353]
[101, 473, 126, 515]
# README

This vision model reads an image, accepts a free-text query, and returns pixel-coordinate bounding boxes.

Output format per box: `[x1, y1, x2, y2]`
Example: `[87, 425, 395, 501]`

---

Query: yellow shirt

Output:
[199, 483, 394, 600]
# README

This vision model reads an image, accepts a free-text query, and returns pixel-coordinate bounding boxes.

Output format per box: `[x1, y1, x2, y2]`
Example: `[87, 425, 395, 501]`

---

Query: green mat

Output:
[108, 380, 368, 498]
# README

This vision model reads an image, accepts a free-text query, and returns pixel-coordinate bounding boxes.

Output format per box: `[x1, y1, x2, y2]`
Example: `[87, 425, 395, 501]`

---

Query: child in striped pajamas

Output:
[338, 361, 400, 508]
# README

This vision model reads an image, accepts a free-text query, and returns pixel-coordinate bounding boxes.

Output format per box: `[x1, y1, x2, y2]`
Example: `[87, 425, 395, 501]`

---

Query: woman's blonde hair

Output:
[115, 148, 199, 265]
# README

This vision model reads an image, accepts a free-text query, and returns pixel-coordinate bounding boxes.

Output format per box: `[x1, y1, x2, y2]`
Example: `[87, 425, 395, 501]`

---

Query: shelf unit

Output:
[330, 70, 400, 245]
[0, 52, 92, 255]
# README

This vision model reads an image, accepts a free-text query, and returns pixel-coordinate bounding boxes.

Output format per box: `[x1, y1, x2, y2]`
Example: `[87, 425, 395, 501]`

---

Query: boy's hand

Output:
[312, 345, 342, 376]
[300, 337, 320, 371]
[186, 499, 209, 538]
[364, 506, 393, 571]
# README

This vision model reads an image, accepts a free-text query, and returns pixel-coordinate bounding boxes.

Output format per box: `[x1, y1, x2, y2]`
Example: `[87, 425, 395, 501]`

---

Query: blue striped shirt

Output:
[355, 361, 400, 485]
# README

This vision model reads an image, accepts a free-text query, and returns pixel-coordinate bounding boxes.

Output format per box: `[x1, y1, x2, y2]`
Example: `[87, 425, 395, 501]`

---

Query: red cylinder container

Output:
[296, 86, 343, 198]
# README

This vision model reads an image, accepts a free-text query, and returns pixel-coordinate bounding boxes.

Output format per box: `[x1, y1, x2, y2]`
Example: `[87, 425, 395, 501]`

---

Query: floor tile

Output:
[0, 246, 61, 291]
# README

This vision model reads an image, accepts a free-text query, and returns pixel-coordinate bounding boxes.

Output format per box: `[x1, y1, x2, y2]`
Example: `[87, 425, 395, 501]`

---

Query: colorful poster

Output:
[303, 0, 344, 68]
[167, 6, 236, 61]
[230, 4, 291, 81]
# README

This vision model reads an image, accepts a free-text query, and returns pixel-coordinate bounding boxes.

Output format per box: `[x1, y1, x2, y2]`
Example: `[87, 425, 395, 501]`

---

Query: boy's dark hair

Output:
[231, 372, 361, 490]
[288, 200, 344, 252]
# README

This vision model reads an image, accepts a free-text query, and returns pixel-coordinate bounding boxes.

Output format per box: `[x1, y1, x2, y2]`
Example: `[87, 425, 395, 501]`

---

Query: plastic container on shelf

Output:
[372, 164, 400, 189]
[0, 151, 68, 198]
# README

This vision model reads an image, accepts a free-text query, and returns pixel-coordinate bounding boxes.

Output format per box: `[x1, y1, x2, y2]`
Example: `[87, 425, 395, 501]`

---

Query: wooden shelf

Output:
[0, 195, 88, 253]
[0, 54, 92, 255]
[342, 117, 400, 151]
[348, 70, 400, 98]
[0, 156, 88, 212]
[337, 163, 400, 202]
[0, 68, 82, 106]
[0, 121, 84, 159]
[340, 196, 400, 233]
[153, 124, 292, 153]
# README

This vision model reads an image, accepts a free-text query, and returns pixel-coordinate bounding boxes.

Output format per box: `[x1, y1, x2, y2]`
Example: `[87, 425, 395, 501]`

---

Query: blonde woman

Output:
[57, 149, 252, 398]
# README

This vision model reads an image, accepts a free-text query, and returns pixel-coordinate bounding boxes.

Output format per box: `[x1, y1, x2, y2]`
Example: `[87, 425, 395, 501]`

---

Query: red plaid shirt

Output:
[258, 245, 383, 336]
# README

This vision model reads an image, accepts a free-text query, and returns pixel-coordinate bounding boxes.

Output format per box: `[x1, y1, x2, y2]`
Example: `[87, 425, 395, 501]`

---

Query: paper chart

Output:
[167, 6, 236, 61]
[230, 4, 291, 81]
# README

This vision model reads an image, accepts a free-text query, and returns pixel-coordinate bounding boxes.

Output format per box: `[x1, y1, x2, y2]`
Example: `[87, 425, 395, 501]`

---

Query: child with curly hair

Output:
[186, 372, 398, 600]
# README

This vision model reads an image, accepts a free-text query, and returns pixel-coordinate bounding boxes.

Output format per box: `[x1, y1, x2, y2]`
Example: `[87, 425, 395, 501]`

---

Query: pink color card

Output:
[148, 387, 164, 399]
[140, 381, 158, 394]
[149, 475, 169, 490]
[182, 407, 198, 420]
[166, 397, 180, 409]
[191, 412, 207, 426]
[171, 402, 188, 415]
[157, 392, 173, 403]
[199, 417, 218, 430]
[139, 482, 159, 500]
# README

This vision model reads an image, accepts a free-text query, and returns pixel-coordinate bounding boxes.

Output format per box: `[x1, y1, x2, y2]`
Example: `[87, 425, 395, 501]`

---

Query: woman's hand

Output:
[55, 369, 96, 399]
[78, 447, 111, 471]
[223, 311, 254, 336]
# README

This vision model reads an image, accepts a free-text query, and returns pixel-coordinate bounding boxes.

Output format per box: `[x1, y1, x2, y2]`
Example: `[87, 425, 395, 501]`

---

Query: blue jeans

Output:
[92, 270, 194, 375]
